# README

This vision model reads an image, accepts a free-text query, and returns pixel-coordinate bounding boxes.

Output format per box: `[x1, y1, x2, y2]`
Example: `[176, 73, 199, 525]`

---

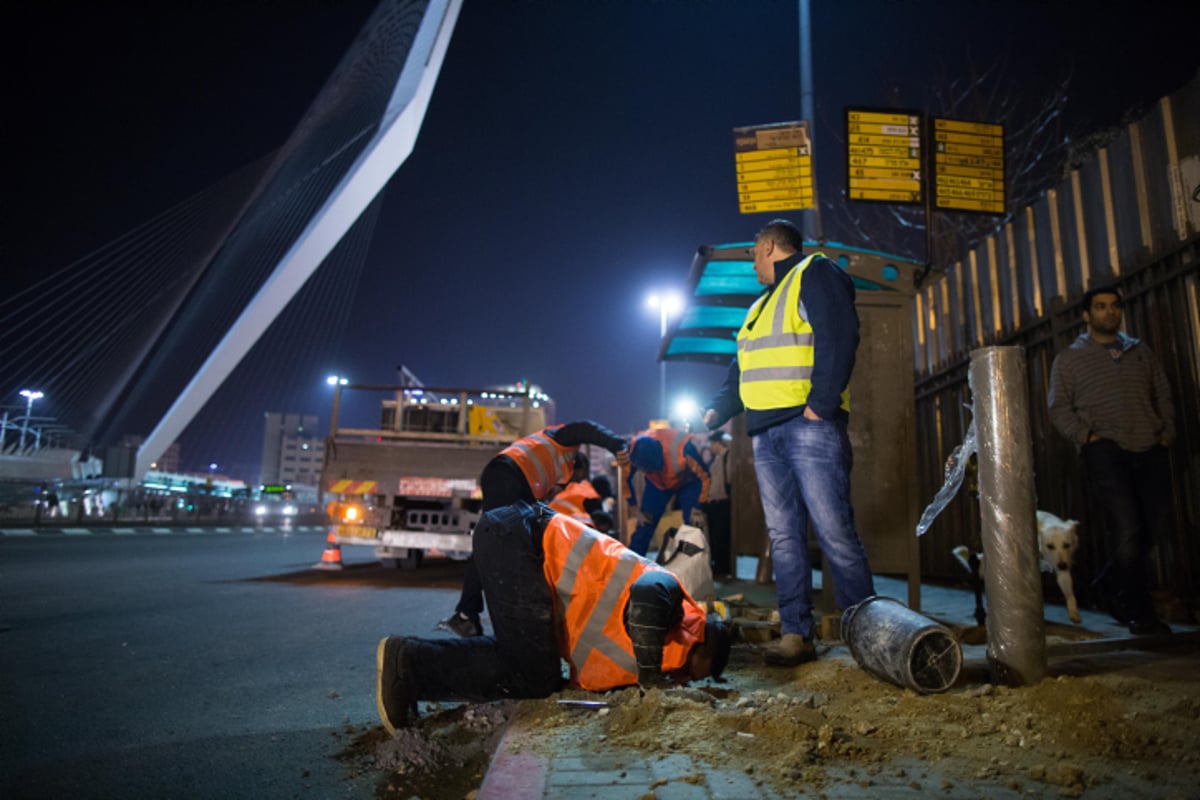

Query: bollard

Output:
[842, 596, 962, 694]
[970, 347, 1046, 686]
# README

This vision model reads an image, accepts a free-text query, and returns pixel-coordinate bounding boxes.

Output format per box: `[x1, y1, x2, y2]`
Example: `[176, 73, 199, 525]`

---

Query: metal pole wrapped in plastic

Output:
[842, 596, 962, 693]
[969, 346, 1046, 686]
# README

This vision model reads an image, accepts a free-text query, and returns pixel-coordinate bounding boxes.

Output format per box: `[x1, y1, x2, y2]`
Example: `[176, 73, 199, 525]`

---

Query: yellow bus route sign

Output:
[733, 120, 814, 214]
[932, 117, 1005, 214]
[846, 108, 923, 206]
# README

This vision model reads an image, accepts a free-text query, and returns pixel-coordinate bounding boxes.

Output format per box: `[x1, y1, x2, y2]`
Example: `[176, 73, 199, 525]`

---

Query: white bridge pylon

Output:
[134, 0, 463, 479]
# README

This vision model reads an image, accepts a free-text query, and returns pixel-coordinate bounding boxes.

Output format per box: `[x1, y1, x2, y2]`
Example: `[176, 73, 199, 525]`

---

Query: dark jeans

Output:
[702, 499, 732, 576]
[629, 479, 703, 556]
[456, 458, 536, 617]
[407, 502, 563, 701]
[626, 570, 683, 679]
[752, 416, 875, 638]
[1083, 441, 1171, 623]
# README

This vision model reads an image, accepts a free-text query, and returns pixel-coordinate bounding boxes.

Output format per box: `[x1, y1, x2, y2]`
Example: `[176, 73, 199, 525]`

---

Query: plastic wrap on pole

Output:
[915, 414, 976, 536]
[969, 347, 1046, 686]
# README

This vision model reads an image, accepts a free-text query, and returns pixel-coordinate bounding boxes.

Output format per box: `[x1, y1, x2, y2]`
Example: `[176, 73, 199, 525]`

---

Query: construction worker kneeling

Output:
[375, 502, 732, 734]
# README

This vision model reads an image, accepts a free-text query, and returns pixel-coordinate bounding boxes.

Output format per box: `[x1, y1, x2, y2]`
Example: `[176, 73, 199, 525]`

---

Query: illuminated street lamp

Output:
[18, 389, 43, 450]
[646, 292, 683, 419]
[672, 395, 701, 429]
[325, 375, 349, 433]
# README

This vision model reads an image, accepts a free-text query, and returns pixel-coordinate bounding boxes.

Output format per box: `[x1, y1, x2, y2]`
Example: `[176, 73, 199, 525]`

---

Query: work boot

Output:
[376, 637, 417, 735]
[764, 633, 816, 666]
[439, 611, 483, 637]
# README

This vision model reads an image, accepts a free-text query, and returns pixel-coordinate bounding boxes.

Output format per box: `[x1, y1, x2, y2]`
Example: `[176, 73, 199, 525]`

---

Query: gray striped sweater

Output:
[1047, 332, 1175, 452]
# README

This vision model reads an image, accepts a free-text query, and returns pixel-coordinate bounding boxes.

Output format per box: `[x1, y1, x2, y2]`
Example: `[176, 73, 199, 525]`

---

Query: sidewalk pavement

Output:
[476, 557, 1197, 800]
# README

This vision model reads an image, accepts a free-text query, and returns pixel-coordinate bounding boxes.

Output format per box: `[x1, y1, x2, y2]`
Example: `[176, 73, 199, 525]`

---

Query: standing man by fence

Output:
[1048, 285, 1175, 636]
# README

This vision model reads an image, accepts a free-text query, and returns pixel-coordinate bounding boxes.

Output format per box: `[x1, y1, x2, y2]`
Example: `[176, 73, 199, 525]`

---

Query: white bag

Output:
[656, 524, 715, 601]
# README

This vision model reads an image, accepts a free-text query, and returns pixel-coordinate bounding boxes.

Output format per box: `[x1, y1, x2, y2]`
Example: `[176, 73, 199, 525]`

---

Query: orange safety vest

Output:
[501, 425, 576, 500]
[541, 513, 707, 690]
[548, 480, 600, 523]
[637, 428, 693, 491]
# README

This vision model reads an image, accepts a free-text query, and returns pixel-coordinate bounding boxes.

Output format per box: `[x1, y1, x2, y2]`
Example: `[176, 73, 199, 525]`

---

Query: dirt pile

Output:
[360, 638, 1200, 799]
[551, 642, 1200, 798]
[341, 702, 513, 798]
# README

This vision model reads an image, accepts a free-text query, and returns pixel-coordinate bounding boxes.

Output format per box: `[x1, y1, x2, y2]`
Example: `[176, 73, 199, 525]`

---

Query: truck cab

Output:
[320, 370, 551, 567]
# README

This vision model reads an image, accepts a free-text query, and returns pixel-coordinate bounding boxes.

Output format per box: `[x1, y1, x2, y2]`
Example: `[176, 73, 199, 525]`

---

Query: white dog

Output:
[952, 510, 1082, 625]
[1037, 510, 1081, 624]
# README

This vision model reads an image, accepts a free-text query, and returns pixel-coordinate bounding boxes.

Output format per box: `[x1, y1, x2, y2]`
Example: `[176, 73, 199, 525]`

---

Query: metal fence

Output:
[911, 72, 1200, 616]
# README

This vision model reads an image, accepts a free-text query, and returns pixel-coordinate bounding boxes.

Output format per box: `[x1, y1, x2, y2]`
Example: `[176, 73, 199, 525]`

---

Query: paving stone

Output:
[546, 764, 652, 787]
[708, 768, 768, 799]
[651, 780, 710, 800]
[648, 753, 698, 781]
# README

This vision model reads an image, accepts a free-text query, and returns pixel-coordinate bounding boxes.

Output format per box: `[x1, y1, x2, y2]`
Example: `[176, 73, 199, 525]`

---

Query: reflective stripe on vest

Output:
[558, 533, 640, 675]
[737, 252, 850, 412]
[502, 425, 574, 499]
[548, 481, 599, 520]
[541, 513, 706, 690]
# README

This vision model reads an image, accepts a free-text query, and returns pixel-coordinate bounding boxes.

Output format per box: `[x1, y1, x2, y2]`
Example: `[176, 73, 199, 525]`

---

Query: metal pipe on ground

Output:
[842, 596, 962, 693]
[970, 346, 1046, 686]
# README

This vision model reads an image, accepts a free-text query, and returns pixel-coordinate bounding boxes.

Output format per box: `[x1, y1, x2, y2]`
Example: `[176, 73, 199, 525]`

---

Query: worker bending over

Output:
[625, 427, 710, 556]
[442, 421, 630, 636]
[377, 503, 732, 733]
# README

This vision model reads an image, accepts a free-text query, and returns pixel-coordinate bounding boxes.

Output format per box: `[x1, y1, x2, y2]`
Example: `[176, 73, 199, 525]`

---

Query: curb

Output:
[478, 722, 548, 799]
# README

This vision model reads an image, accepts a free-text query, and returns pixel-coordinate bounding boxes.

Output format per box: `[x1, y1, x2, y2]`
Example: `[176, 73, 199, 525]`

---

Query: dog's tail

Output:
[952, 545, 974, 574]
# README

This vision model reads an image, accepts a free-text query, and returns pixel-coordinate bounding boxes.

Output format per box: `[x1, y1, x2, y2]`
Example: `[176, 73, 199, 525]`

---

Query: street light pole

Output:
[18, 389, 43, 450]
[646, 292, 682, 420]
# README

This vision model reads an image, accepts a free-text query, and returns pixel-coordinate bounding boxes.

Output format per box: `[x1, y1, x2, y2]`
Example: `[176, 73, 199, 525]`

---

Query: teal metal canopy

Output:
[661, 241, 924, 365]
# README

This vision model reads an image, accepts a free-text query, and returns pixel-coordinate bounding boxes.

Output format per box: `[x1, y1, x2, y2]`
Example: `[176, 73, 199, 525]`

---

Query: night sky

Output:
[5, 1, 1198, 478]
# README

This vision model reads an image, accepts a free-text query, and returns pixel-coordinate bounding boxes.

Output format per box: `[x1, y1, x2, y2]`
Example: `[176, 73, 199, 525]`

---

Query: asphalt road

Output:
[0, 527, 469, 799]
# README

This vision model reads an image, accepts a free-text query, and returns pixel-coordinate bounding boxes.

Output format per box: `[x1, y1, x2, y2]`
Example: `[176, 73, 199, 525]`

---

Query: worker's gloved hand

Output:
[633, 507, 651, 526]
[689, 507, 706, 527]
[615, 449, 631, 471]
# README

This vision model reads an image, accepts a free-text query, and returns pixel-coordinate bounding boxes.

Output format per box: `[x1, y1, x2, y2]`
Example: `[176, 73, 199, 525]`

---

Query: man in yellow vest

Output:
[704, 219, 875, 667]
[376, 502, 731, 733]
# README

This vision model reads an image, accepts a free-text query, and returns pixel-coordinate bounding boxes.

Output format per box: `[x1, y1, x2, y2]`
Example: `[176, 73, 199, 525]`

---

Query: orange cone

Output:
[313, 531, 344, 570]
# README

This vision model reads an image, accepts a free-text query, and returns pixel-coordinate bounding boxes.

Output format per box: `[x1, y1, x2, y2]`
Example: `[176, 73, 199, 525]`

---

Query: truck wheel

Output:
[398, 548, 424, 569]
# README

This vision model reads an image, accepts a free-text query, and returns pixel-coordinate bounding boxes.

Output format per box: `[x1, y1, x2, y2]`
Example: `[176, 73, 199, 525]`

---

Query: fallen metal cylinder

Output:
[970, 346, 1046, 686]
[841, 596, 962, 694]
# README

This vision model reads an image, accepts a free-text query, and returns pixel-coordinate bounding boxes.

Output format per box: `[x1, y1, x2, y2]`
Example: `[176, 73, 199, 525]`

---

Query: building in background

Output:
[151, 442, 181, 473]
[260, 413, 324, 488]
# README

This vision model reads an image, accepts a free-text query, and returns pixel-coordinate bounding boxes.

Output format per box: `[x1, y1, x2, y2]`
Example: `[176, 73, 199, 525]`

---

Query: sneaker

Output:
[439, 611, 483, 638]
[764, 633, 817, 666]
[1128, 618, 1171, 636]
[376, 637, 416, 735]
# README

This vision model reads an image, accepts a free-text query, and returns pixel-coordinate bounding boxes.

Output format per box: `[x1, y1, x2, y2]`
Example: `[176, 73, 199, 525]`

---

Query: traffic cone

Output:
[313, 532, 344, 570]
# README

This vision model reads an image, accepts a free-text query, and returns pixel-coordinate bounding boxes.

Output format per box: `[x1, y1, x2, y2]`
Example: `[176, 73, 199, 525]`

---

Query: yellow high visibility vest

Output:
[737, 253, 851, 413]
